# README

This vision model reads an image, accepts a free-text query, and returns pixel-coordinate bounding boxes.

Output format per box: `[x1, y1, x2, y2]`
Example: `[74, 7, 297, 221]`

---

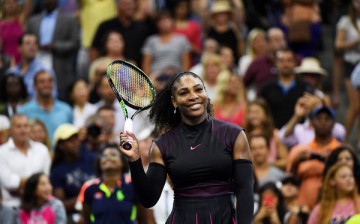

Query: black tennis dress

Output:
[154, 116, 243, 224]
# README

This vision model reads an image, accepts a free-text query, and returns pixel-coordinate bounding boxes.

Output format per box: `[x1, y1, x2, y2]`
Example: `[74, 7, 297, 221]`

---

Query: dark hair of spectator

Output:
[97, 105, 115, 113]
[0, 73, 28, 102]
[100, 30, 124, 56]
[95, 143, 129, 176]
[20, 172, 45, 211]
[323, 144, 360, 192]
[149, 71, 213, 133]
[171, 0, 192, 19]
[256, 182, 288, 222]
[66, 78, 89, 106]
[18, 32, 38, 46]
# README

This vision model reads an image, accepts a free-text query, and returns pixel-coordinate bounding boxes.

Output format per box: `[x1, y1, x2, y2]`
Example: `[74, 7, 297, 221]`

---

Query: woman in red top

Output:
[0, 0, 32, 63]
[213, 70, 246, 127]
[172, 0, 202, 66]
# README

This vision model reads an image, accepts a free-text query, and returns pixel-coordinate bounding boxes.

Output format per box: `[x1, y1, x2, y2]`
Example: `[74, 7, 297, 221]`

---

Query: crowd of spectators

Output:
[1, 0, 360, 223]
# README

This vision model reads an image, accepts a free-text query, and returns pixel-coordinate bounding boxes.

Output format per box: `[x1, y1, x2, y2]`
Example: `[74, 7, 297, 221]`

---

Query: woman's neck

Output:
[75, 101, 86, 110]
[103, 172, 121, 189]
[254, 161, 269, 170]
[36, 198, 48, 208]
[284, 198, 297, 207]
[336, 191, 352, 201]
[215, 23, 229, 32]
[182, 112, 208, 126]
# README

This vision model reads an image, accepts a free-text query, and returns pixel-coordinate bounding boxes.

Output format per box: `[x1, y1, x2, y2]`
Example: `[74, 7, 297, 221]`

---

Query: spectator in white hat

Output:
[295, 57, 330, 105]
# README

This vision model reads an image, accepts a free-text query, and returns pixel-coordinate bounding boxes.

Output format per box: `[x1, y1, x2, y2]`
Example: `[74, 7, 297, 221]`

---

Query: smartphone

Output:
[262, 194, 275, 208]
[310, 152, 325, 162]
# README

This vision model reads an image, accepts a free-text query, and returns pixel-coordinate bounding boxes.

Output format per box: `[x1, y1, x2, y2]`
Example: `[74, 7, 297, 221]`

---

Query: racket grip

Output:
[123, 118, 133, 150]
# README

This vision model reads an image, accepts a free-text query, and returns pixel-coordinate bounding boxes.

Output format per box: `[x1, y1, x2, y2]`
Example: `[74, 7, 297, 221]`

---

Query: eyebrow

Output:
[177, 84, 202, 91]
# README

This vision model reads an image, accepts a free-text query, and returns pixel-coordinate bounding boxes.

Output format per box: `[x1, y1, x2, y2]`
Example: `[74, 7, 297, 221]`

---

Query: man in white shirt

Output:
[0, 114, 51, 208]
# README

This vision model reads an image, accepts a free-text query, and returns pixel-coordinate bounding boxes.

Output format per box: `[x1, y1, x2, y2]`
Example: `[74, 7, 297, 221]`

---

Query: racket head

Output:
[107, 60, 156, 111]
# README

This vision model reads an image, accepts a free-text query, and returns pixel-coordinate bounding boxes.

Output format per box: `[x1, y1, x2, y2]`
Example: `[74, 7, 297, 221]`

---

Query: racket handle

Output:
[123, 118, 133, 150]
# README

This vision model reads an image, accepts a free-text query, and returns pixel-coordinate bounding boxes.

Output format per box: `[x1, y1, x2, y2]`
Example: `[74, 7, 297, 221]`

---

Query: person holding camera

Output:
[286, 105, 341, 209]
[254, 182, 299, 224]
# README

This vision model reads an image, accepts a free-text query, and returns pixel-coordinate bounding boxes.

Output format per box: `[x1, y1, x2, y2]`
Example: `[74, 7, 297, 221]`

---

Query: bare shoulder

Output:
[233, 130, 252, 161]
[149, 142, 165, 166]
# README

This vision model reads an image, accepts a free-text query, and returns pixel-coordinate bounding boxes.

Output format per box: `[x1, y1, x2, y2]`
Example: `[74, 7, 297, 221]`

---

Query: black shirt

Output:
[259, 79, 312, 129]
[92, 18, 150, 66]
[154, 117, 242, 197]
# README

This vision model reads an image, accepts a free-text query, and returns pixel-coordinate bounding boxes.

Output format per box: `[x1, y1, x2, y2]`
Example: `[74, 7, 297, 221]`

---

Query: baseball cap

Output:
[281, 175, 300, 187]
[309, 105, 335, 119]
[54, 123, 79, 145]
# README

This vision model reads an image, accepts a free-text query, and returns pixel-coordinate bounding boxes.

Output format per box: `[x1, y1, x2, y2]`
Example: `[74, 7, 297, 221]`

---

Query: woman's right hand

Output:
[119, 131, 141, 162]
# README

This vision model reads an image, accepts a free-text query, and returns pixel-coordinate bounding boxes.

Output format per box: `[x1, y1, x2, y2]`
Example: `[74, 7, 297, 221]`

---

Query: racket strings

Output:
[108, 63, 155, 108]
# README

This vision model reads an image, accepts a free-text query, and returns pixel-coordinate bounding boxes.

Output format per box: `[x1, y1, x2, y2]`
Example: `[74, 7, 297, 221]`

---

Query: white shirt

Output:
[73, 103, 97, 128]
[95, 100, 153, 138]
[152, 181, 174, 223]
[0, 138, 51, 208]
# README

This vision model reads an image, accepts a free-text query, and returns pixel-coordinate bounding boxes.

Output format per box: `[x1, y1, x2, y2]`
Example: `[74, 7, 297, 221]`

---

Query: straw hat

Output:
[210, 1, 232, 15]
[54, 123, 79, 145]
[295, 57, 327, 76]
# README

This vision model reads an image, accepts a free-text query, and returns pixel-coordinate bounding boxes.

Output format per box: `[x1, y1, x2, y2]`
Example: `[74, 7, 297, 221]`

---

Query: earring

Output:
[174, 107, 177, 114]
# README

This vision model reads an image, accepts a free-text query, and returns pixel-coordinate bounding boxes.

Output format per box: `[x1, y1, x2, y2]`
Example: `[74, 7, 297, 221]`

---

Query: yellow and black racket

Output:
[107, 60, 156, 150]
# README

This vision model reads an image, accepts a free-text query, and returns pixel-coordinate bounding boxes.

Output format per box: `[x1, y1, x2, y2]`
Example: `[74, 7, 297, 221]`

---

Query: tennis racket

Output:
[107, 60, 156, 150]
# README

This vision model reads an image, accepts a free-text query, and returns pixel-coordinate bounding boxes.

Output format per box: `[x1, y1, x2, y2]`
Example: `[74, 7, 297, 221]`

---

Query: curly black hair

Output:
[149, 71, 213, 133]
[0, 73, 28, 102]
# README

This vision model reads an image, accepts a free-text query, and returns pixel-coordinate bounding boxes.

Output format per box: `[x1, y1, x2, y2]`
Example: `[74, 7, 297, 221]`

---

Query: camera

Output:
[87, 124, 101, 138]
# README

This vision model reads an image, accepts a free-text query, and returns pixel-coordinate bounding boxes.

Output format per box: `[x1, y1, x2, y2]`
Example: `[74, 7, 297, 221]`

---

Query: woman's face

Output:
[281, 183, 299, 199]
[247, 104, 266, 127]
[332, 166, 355, 195]
[106, 32, 124, 55]
[4, 0, 20, 16]
[261, 189, 278, 208]
[204, 61, 221, 83]
[157, 16, 174, 34]
[6, 76, 22, 98]
[337, 150, 354, 168]
[354, 0, 360, 12]
[59, 134, 80, 157]
[71, 80, 90, 105]
[252, 34, 267, 55]
[172, 75, 208, 122]
[213, 12, 230, 24]
[175, 2, 188, 19]
[36, 175, 52, 203]
[227, 75, 242, 96]
[100, 148, 122, 172]
[250, 136, 269, 164]
[30, 123, 47, 144]
[220, 47, 234, 69]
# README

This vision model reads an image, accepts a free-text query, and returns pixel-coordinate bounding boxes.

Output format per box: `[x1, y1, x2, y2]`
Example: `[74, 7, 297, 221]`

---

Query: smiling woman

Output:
[119, 72, 254, 223]
[19, 172, 67, 224]
[79, 144, 147, 224]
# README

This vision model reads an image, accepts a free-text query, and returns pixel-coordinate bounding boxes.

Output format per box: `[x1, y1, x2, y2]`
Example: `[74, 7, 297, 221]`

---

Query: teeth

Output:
[189, 104, 201, 109]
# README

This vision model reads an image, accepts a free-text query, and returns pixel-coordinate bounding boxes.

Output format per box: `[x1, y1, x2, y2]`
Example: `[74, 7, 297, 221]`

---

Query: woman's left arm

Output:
[233, 130, 254, 224]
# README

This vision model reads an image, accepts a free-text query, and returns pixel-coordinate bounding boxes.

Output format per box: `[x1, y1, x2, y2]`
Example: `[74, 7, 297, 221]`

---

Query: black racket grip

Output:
[122, 141, 132, 150]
